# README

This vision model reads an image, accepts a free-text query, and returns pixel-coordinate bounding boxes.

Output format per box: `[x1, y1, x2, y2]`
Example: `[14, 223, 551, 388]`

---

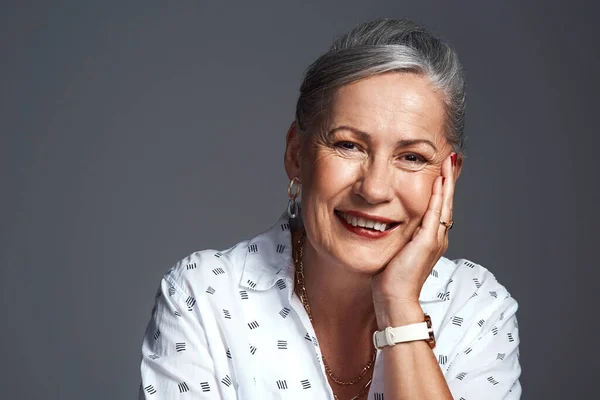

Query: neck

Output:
[293, 230, 377, 333]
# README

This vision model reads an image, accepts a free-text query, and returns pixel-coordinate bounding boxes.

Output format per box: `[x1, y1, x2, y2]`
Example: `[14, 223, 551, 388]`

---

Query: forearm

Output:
[378, 305, 453, 399]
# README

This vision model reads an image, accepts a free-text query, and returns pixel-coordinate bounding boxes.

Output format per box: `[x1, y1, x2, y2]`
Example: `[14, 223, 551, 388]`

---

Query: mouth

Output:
[334, 210, 400, 232]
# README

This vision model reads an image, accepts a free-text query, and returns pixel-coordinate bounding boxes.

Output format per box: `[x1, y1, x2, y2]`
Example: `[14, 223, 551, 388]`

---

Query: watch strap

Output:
[372, 314, 435, 349]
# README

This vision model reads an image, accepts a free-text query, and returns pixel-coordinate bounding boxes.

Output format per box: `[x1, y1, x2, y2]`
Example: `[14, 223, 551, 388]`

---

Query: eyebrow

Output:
[328, 125, 438, 151]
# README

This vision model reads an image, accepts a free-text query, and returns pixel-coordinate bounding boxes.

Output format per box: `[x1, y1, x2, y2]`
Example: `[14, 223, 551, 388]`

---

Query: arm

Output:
[139, 276, 225, 399]
[371, 153, 456, 399]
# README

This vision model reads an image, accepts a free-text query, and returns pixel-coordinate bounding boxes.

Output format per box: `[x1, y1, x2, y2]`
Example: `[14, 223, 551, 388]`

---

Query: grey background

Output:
[1, 0, 596, 399]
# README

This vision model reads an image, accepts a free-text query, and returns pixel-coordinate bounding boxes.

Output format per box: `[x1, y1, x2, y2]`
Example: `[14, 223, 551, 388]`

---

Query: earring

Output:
[287, 177, 301, 219]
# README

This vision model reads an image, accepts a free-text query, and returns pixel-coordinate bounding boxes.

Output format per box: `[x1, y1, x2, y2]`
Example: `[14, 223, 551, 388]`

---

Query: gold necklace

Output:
[293, 230, 376, 399]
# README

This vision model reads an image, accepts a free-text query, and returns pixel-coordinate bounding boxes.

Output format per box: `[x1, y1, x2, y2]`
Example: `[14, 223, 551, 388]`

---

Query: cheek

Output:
[397, 174, 435, 218]
[304, 152, 359, 198]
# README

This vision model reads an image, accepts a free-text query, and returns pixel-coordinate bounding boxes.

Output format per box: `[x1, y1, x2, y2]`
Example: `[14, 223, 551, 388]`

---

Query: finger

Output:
[420, 174, 445, 240]
[439, 153, 456, 240]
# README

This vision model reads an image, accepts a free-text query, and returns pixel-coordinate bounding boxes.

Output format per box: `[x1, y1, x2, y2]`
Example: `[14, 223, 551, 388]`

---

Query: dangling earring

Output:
[287, 177, 301, 219]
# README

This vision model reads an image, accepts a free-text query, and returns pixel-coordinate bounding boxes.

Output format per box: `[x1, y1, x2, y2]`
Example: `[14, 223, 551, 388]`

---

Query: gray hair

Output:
[295, 19, 466, 154]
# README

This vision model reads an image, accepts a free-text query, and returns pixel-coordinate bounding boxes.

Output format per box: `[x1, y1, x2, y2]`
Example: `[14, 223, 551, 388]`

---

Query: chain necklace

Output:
[293, 230, 376, 400]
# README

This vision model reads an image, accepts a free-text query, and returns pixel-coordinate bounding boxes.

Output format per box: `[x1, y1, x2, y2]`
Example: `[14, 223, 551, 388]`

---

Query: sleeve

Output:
[445, 270, 522, 399]
[138, 275, 225, 399]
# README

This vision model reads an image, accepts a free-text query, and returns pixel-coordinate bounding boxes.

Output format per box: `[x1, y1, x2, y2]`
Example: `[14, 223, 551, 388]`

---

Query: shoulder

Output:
[160, 212, 293, 298]
[446, 258, 517, 306]
[435, 257, 519, 337]
[163, 238, 251, 299]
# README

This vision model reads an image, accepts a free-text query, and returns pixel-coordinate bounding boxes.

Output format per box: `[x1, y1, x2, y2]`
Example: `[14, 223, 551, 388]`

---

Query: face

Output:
[285, 72, 459, 274]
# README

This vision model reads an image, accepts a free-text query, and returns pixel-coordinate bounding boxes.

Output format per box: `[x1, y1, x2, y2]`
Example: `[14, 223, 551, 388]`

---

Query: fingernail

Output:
[451, 153, 457, 167]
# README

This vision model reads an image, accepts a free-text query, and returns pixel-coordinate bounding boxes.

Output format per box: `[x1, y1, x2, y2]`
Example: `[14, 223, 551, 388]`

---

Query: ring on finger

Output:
[440, 219, 454, 230]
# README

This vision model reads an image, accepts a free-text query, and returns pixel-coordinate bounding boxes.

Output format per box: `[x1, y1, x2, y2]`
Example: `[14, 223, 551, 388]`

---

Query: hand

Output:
[371, 153, 457, 327]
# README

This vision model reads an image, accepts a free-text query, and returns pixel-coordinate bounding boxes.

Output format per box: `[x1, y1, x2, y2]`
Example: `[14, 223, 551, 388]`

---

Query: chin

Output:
[335, 245, 396, 275]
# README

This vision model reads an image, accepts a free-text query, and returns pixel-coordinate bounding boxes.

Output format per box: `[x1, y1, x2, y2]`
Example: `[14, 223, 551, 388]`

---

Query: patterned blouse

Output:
[139, 212, 521, 399]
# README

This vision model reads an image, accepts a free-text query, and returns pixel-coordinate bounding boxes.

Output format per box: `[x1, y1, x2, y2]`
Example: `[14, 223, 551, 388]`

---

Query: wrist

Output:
[374, 302, 425, 330]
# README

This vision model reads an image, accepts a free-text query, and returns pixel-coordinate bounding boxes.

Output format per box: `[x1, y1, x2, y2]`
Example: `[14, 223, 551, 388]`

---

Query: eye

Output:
[398, 153, 428, 169]
[402, 154, 424, 163]
[334, 141, 359, 151]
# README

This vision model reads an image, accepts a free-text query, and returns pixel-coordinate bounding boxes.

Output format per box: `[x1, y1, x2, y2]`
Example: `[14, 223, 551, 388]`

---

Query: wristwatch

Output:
[373, 314, 436, 349]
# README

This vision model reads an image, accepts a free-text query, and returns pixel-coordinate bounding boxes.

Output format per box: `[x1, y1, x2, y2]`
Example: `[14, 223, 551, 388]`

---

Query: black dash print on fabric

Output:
[248, 321, 259, 329]
[248, 244, 258, 253]
[223, 309, 232, 319]
[276, 380, 288, 390]
[250, 345, 257, 355]
[497, 353, 506, 360]
[464, 260, 476, 268]
[487, 376, 499, 386]
[221, 375, 232, 387]
[304, 333, 312, 342]
[464, 347, 473, 354]
[478, 319, 485, 327]
[276, 244, 286, 254]
[492, 327, 499, 335]
[470, 292, 478, 299]
[200, 382, 210, 392]
[277, 340, 287, 349]
[175, 342, 186, 352]
[451, 316, 463, 326]
[500, 312, 505, 321]
[281, 223, 290, 231]
[300, 379, 311, 389]
[144, 385, 157, 395]
[473, 277, 482, 288]
[247, 280, 257, 289]
[148, 354, 160, 360]
[186, 297, 196, 309]
[430, 269, 439, 278]
[438, 355, 448, 365]
[153, 329, 160, 340]
[174, 311, 181, 317]
[311, 336, 319, 347]
[178, 382, 189, 393]
[374, 394, 384, 400]
[226, 348, 232, 359]
[507, 333, 515, 342]
[456, 372, 467, 381]
[214, 252, 222, 258]
[168, 286, 176, 296]
[437, 291, 450, 301]
[212, 267, 225, 275]
[186, 263, 196, 270]
[279, 307, 290, 318]
[489, 291, 498, 298]
[240, 290, 249, 300]
[206, 286, 216, 295]
[276, 279, 286, 290]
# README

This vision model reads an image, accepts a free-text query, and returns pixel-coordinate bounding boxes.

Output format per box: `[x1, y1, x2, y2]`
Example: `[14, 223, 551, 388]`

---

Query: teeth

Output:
[340, 212, 389, 232]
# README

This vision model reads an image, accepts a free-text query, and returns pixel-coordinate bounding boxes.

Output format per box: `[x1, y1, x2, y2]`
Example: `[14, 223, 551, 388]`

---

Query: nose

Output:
[353, 156, 394, 204]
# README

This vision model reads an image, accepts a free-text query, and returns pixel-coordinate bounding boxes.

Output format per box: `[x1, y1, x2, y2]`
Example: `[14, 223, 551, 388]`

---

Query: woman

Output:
[139, 19, 521, 399]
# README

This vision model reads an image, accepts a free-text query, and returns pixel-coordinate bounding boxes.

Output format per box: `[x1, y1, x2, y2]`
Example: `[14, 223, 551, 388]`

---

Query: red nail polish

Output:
[442, 177, 446, 184]
[451, 153, 457, 167]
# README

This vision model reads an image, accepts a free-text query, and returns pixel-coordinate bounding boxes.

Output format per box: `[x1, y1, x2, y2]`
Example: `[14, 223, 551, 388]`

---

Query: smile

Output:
[334, 210, 400, 233]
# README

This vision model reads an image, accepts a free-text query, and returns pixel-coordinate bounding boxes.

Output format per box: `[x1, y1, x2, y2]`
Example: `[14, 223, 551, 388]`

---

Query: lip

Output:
[336, 210, 399, 224]
[334, 210, 401, 239]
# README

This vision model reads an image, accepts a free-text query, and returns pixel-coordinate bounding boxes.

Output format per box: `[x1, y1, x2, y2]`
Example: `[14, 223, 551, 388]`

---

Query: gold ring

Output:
[440, 219, 454, 230]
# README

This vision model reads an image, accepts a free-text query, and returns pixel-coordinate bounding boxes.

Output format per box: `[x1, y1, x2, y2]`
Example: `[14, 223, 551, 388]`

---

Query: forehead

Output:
[328, 72, 447, 145]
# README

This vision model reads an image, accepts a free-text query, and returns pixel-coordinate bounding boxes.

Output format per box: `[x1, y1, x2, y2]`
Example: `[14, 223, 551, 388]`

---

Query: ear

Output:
[284, 121, 303, 180]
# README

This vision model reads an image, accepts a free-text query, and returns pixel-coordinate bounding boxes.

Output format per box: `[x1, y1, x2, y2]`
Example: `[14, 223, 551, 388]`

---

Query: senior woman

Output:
[139, 19, 521, 399]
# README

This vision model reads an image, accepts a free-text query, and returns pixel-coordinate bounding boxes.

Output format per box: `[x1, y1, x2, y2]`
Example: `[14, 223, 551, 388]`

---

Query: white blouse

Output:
[139, 212, 521, 399]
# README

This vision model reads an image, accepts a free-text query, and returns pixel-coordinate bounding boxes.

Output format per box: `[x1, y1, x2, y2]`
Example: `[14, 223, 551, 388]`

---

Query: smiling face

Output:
[285, 72, 457, 274]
